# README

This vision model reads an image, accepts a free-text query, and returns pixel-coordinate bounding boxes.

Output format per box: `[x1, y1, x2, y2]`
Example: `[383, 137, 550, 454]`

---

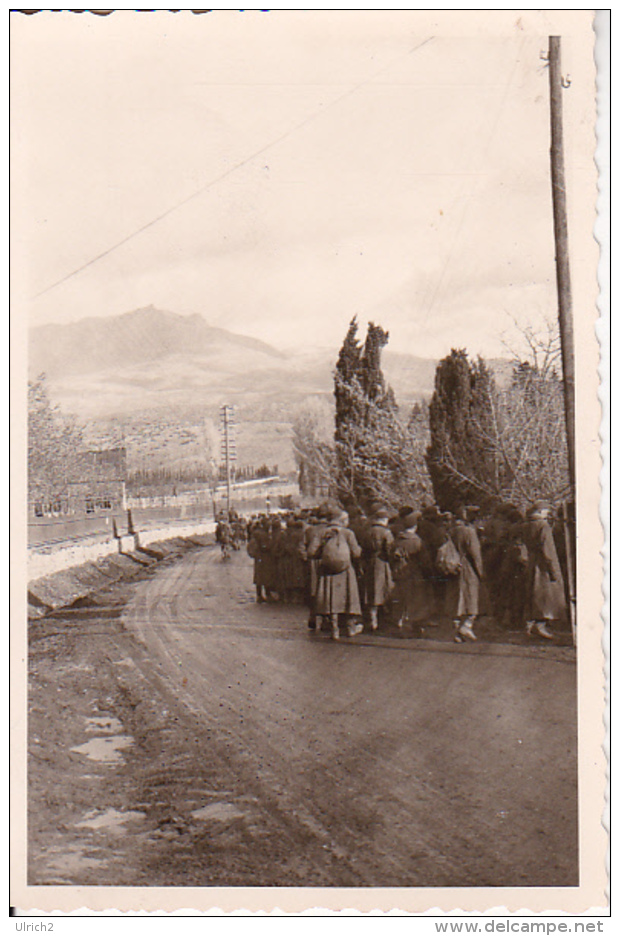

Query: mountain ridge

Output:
[29, 305, 288, 380]
[29, 307, 513, 475]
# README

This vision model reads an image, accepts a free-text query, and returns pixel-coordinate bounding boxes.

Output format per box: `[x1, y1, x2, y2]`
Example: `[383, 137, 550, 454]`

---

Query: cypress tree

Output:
[358, 322, 390, 406]
[426, 349, 496, 511]
[334, 317, 362, 442]
[333, 319, 428, 508]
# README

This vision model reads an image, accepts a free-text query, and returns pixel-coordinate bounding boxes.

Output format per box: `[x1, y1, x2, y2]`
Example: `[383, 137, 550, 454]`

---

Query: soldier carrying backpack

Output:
[307, 504, 364, 641]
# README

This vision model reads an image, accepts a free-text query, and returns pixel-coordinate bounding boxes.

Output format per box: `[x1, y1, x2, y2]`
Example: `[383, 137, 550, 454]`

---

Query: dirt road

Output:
[28, 544, 578, 888]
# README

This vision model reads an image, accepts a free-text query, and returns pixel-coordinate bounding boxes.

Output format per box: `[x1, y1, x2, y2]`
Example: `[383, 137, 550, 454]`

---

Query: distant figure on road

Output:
[216, 517, 233, 561]
[231, 515, 247, 550]
[308, 505, 363, 641]
[452, 505, 484, 643]
[523, 501, 566, 640]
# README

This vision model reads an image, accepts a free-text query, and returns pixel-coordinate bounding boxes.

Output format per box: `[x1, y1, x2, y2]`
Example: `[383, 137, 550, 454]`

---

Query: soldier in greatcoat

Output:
[362, 506, 395, 631]
[416, 505, 451, 624]
[391, 509, 434, 631]
[247, 517, 275, 603]
[281, 516, 308, 603]
[267, 516, 285, 598]
[307, 506, 363, 641]
[495, 506, 529, 629]
[523, 501, 566, 639]
[452, 505, 484, 642]
[347, 505, 371, 599]
[299, 505, 329, 630]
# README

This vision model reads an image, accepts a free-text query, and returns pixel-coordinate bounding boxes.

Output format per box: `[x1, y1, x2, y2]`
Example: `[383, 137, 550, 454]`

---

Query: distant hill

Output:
[29, 305, 286, 380]
[29, 306, 441, 416]
[29, 307, 512, 475]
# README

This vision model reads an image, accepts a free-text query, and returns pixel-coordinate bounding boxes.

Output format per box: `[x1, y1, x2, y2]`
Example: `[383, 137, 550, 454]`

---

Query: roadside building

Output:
[29, 447, 127, 519]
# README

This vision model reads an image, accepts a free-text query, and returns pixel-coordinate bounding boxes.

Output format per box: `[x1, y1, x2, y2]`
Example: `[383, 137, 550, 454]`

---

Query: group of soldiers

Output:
[214, 511, 248, 559]
[241, 499, 569, 643]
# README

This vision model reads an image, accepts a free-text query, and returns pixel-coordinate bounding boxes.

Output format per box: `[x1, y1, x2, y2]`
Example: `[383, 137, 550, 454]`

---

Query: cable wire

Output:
[32, 36, 434, 300]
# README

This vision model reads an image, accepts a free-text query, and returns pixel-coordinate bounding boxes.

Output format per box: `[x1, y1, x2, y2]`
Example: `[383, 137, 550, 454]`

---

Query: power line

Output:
[32, 35, 434, 301]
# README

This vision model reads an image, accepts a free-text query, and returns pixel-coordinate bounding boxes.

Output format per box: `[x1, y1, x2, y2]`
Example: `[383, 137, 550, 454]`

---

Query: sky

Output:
[12, 10, 591, 360]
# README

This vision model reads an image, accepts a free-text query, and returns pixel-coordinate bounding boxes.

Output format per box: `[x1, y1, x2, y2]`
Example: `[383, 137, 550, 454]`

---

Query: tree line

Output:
[27, 376, 282, 509]
[293, 318, 570, 513]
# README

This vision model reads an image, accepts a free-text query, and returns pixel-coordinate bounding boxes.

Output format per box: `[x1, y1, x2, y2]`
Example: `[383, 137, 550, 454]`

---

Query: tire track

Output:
[121, 546, 579, 887]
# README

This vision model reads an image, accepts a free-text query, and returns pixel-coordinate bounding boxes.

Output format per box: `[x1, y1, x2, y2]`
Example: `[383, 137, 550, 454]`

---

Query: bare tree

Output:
[425, 327, 571, 512]
[28, 374, 84, 507]
[292, 398, 337, 498]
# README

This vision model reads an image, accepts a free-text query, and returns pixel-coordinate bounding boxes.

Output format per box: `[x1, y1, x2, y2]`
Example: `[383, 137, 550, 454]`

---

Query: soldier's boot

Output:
[535, 620, 554, 639]
[330, 614, 340, 641]
[455, 617, 477, 642]
[369, 608, 379, 631]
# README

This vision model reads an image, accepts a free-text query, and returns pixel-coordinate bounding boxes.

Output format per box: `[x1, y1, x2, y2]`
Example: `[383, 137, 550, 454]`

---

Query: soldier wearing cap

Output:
[298, 504, 326, 629]
[307, 505, 363, 640]
[523, 501, 566, 639]
[362, 505, 395, 631]
[452, 505, 484, 642]
[391, 508, 434, 631]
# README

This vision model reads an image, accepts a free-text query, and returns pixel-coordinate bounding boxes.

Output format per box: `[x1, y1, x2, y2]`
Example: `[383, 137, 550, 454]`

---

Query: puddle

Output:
[70, 734, 134, 764]
[42, 845, 106, 876]
[85, 715, 124, 734]
[191, 802, 245, 823]
[77, 808, 147, 833]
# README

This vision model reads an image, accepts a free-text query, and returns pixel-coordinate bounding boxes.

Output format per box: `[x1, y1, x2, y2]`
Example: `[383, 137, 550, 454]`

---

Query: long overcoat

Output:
[309, 523, 362, 616]
[247, 528, 270, 588]
[524, 518, 566, 621]
[496, 524, 529, 627]
[452, 521, 484, 617]
[391, 530, 433, 623]
[281, 524, 307, 592]
[417, 514, 453, 618]
[363, 523, 394, 608]
[299, 521, 327, 599]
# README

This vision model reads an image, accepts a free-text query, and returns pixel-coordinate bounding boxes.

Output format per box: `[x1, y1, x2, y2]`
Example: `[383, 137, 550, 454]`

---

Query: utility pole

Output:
[219, 405, 237, 519]
[548, 35, 576, 498]
[548, 35, 576, 645]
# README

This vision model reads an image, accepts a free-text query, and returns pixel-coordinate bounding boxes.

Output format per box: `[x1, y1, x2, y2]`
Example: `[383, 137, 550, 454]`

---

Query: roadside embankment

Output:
[27, 522, 215, 619]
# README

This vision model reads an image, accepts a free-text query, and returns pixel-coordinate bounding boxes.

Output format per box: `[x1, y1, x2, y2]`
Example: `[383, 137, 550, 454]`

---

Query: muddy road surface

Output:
[28, 544, 578, 888]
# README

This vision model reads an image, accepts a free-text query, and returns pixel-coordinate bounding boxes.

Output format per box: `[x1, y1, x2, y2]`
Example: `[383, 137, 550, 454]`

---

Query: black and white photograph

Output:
[10, 8, 606, 915]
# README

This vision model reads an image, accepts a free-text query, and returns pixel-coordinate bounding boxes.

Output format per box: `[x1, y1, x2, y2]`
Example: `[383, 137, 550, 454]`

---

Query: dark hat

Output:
[323, 503, 344, 522]
[457, 504, 480, 521]
[400, 508, 420, 528]
[527, 500, 552, 518]
[398, 504, 416, 518]
[371, 506, 391, 520]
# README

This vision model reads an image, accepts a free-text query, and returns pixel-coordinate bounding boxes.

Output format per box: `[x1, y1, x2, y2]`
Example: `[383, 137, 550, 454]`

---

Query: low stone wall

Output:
[28, 520, 217, 583]
[27, 525, 216, 620]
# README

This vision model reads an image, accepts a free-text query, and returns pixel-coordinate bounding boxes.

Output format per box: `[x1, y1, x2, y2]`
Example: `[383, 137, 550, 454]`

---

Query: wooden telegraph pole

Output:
[219, 405, 236, 519]
[548, 35, 576, 496]
[548, 35, 576, 643]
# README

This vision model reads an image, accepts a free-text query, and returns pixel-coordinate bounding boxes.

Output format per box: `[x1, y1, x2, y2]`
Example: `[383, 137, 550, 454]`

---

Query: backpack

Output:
[436, 538, 462, 576]
[319, 528, 351, 575]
